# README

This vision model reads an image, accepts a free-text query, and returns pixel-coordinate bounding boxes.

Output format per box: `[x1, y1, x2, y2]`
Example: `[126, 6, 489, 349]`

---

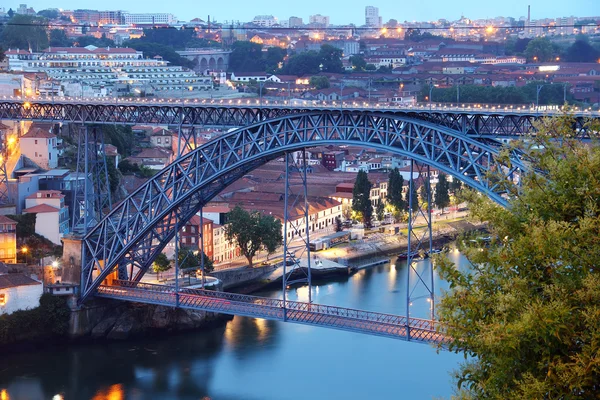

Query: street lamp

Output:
[536, 84, 544, 112]
[21, 246, 28, 264]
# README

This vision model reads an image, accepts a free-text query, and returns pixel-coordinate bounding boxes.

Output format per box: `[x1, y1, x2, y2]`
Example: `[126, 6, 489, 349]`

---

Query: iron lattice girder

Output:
[96, 280, 447, 343]
[0, 100, 595, 138]
[80, 112, 525, 302]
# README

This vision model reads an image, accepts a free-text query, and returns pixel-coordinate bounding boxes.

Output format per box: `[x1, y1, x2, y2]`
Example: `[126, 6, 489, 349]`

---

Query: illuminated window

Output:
[0, 293, 6, 305]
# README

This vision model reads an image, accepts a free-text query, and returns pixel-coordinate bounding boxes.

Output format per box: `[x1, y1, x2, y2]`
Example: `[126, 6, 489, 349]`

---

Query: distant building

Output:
[365, 6, 382, 28]
[289, 16, 303, 27]
[252, 15, 278, 27]
[23, 190, 70, 245]
[123, 13, 177, 25]
[0, 216, 17, 264]
[19, 124, 60, 169]
[181, 215, 214, 260]
[0, 274, 43, 315]
[309, 14, 330, 27]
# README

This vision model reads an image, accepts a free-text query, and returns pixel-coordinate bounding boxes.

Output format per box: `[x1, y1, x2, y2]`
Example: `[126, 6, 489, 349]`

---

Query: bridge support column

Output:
[282, 150, 313, 316]
[405, 160, 436, 326]
[62, 235, 83, 286]
[0, 127, 12, 207]
[72, 125, 112, 234]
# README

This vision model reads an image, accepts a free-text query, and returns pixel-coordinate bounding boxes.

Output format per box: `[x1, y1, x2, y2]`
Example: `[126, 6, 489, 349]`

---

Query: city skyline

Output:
[5, 0, 597, 25]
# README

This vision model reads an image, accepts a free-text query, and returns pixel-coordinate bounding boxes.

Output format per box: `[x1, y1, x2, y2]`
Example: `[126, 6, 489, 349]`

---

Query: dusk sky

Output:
[10, 0, 597, 24]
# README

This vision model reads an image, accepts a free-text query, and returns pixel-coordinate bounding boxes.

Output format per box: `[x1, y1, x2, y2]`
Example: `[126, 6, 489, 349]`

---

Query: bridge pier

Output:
[62, 234, 83, 285]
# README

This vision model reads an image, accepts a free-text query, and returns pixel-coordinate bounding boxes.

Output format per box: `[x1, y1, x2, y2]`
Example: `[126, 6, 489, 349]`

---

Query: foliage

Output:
[102, 125, 136, 157]
[0, 15, 48, 51]
[75, 35, 115, 48]
[7, 213, 36, 238]
[349, 55, 366, 71]
[404, 28, 444, 42]
[334, 216, 343, 232]
[0, 47, 4, 63]
[406, 180, 419, 212]
[224, 206, 283, 267]
[0, 294, 70, 346]
[118, 160, 156, 178]
[524, 37, 554, 62]
[387, 167, 405, 211]
[365, 63, 377, 71]
[434, 173, 450, 211]
[140, 27, 195, 49]
[37, 9, 59, 19]
[309, 76, 330, 89]
[504, 37, 531, 56]
[264, 47, 287, 73]
[423, 82, 571, 105]
[229, 41, 266, 72]
[281, 51, 321, 76]
[151, 253, 171, 279]
[564, 39, 600, 62]
[186, 38, 222, 48]
[318, 44, 344, 73]
[124, 40, 195, 69]
[435, 114, 600, 398]
[449, 178, 462, 194]
[352, 170, 373, 227]
[385, 19, 399, 28]
[376, 201, 385, 221]
[49, 29, 73, 47]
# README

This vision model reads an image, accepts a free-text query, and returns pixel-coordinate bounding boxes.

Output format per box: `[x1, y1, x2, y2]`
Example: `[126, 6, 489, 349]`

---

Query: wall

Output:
[209, 265, 273, 290]
[0, 283, 43, 315]
[20, 137, 58, 169]
[35, 211, 61, 245]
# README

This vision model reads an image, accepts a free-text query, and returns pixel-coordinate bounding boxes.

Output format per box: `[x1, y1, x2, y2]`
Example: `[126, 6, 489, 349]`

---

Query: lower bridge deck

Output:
[96, 280, 447, 344]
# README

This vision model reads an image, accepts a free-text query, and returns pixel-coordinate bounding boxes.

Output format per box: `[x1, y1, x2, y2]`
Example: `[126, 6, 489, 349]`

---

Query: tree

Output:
[176, 248, 213, 281]
[49, 29, 72, 47]
[387, 167, 405, 211]
[309, 76, 330, 89]
[449, 178, 462, 194]
[1, 15, 48, 51]
[281, 51, 321, 76]
[564, 39, 600, 62]
[124, 40, 194, 69]
[224, 206, 283, 268]
[436, 114, 600, 398]
[78, 35, 115, 48]
[264, 47, 286, 73]
[365, 63, 377, 71]
[334, 216, 343, 232]
[405, 180, 419, 212]
[376, 201, 385, 221]
[349, 55, 367, 71]
[352, 170, 373, 227]
[524, 37, 554, 62]
[385, 19, 399, 28]
[318, 44, 343, 73]
[228, 41, 265, 72]
[37, 9, 59, 19]
[151, 253, 171, 280]
[434, 173, 450, 212]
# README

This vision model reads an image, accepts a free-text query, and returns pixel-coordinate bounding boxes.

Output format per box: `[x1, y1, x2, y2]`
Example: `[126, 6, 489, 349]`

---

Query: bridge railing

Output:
[108, 280, 441, 332]
[3, 95, 597, 115]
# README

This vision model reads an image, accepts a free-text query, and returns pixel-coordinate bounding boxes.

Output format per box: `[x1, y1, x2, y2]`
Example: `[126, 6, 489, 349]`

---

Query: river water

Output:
[0, 251, 468, 400]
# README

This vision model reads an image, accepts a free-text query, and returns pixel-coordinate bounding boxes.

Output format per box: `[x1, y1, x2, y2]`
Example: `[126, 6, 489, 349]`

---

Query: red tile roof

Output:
[23, 204, 60, 213]
[0, 274, 41, 289]
[26, 190, 64, 199]
[0, 215, 17, 225]
[22, 127, 56, 139]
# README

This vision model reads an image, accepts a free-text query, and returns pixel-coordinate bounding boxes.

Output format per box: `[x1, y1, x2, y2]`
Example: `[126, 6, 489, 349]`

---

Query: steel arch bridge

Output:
[80, 111, 525, 302]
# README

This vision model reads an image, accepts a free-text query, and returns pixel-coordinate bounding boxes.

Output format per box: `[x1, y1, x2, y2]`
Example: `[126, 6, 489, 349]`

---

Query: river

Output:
[0, 251, 468, 400]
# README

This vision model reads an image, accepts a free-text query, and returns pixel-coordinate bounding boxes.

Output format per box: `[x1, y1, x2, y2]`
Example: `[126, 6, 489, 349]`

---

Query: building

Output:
[289, 16, 303, 27]
[126, 148, 173, 170]
[0, 216, 17, 264]
[19, 124, 60, 169]
[123, 13, 177, 25]
[149, 128, 174, 149]
[0, 274, 43, 315]
[252, 15, 278, 27]
[181, 215, 214, 260]
[322, 151, 345, 171]
[211, 223, 239, 264]
[365, 6, 382, 28]
[23, 190, 70, 245]
[309, 14, 330, 27]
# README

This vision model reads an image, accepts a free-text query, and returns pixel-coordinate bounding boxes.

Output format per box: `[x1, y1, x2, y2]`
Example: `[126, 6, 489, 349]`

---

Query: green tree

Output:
[37, 9, 59, 19]
[524, 37, 554, 62]
[318, 44, 343, 73]
[387, 167, 405, 211]
[405, 180, 419, 212]
[449, 178, 462, 194]
[309, 76, 330, 89]
[228, 41, 265, 72]
[334, 216, 343, 232]
[7, 8, 14, 18]
[124, 40, 194, 69]
[224, 206, 283, 268]
[564, 39, 600, 62]
[49, 29, 73, 47]
[1, 15, 48, 51]
[151, 252, 171, 280]
[436, 115, 600, 398]
[434, 173, 450, 212]
[282, 51, 321, 76]
[365, 63, 377, 71]
[264, 47, 286, 73]
[140, 27, 195, 49]
[349, 55, 367, 71]
[77, 35, 115, 48]
[376, 201, 385, 221]
[385, 19, 399, 28]
[352, 170, 373, 227]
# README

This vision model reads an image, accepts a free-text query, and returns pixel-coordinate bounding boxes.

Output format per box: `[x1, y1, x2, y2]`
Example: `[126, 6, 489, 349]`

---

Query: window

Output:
[35, 140, 38, 145]
[0, 293, 6, 306]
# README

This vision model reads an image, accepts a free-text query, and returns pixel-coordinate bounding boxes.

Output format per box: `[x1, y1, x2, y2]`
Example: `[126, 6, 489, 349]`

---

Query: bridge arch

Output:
[80, 112, 524, 301]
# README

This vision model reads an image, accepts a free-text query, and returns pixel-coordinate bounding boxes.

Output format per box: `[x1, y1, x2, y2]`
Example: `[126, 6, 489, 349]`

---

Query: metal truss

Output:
[72, 126, 112, 234]
[0, 129, 10, 205]
[96, 280, 448, 343]
[0, 99, 595, 138]
[79, 112, 526, 302]
[405, 162, 435, 333]
[282, 150, 312, 310]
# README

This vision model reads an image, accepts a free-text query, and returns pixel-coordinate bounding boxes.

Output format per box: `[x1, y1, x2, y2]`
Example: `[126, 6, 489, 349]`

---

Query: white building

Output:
[123, 13, 177, 25]
[24, 190, 70, 245]
[0, 274, 43, 316]
[309, 14, 330, 27]
[19, 125, 60, 169]
[252, 15, 278, 27]
[365, 6, 382, 28]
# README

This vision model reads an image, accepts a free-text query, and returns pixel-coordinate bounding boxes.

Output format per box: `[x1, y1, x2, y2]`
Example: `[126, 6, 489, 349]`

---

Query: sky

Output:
[10, 0, 598, 25]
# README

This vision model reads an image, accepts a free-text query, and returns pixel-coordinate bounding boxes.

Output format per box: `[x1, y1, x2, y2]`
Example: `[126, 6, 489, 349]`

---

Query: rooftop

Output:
[0, 274, 41, 289]
[0, 215, 17, 225]
[23, 204, 60, 214]
[27, 190, 65, 200]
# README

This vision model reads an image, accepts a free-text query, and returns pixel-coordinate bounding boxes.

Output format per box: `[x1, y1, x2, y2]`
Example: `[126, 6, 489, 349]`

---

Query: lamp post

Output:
[429, 83, 434, 110]
[536, 84, 544, 112]
[21, 246, 28, 265]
